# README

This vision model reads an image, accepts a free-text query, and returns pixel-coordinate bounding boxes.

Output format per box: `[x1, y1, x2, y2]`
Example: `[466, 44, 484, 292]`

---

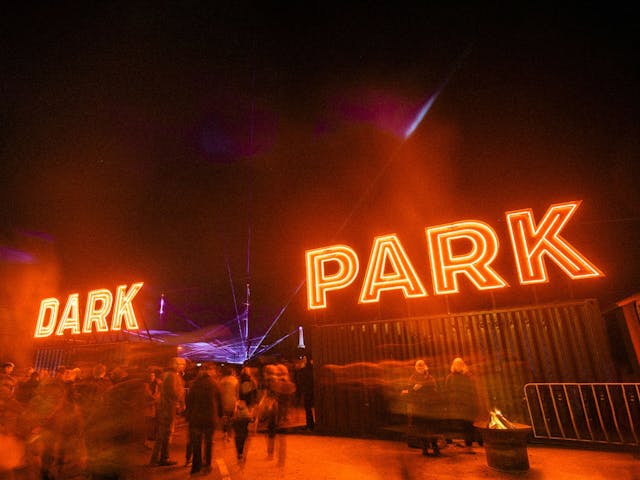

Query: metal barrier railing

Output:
[524, 383, 640, 446]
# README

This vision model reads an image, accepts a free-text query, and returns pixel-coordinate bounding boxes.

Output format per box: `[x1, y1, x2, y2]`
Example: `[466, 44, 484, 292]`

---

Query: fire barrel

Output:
[474, 422, 533, 471]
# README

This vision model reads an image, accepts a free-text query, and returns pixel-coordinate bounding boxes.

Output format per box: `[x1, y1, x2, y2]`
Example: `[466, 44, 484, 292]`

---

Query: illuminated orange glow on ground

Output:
[34, 282, 144, 337]
[506, 201, 604, 284]
[306, 246, 359, 309]
[427, 220, 508, 294]
[359, 234, 427, 303]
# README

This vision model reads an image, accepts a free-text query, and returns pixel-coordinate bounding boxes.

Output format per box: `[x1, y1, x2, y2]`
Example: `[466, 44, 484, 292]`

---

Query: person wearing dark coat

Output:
[86, 370, 147, 479]
[232, 399, 253, 462]
[297, 355, 315, 431]
[150, 357, 186, 466]
[14, 370, 40, 405]
[403, 360, 441, 455]
[445, 357, 478, 448]
[184, 364, 222, 476]
[238, 367, 259, 409]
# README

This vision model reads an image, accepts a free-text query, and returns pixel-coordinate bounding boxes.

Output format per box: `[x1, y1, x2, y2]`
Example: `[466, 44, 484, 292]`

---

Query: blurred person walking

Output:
[402, 360, 441, 455]
[1, 361, 15, 377]
[150, 357, 186, 467]
[218, 365, 239, 442]
[75, 363, 113, 472]
[232, 399, 253, 462]
[444, 357, 480, 449]
[297, 355, 315, 431]
[238, 366, 259, 410]
[143, 368, 162, 449]
[14, 370, 40, 406]
[29, 368, 87, 479]
[0, 372, 26, 477]
[85, 367, 148, 479]
[184, 364, 222, 476]
[255, 363, 296, 465]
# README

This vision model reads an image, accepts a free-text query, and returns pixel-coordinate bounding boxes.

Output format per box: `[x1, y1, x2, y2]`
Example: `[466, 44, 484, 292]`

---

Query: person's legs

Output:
[463, 421, 474, 448]
[234, 420, 249, 459]
[304, 394, 315, 430]
[267, 414, 277, 457]
[203, 425, 214, 468]
[151, 420, 172, 464]
[145, 415, 155, 446]
[159, 433, 170, 463]
[236, 433, 247, 456]
[276, 431, 287, 467]
[190, 425, 203, 474]
[223, 409, 233, 441]
[185, 428, 193, 466]
[431, 438, 440, 456]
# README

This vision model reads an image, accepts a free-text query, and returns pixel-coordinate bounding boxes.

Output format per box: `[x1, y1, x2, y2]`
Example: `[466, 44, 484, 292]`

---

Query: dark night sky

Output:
[1, 4, 638, 338]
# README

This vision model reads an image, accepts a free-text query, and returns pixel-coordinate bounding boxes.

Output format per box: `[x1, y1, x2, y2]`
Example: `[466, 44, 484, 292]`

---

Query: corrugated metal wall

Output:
[311, 299, 616, 437]
[34, 340, 177, 375]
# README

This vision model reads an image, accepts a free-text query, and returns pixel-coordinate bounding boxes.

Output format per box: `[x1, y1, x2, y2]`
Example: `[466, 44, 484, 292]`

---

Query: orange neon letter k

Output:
[111, 282, 144, 330]
[306, 245, 359, 310]
[506, 200, 604, 284]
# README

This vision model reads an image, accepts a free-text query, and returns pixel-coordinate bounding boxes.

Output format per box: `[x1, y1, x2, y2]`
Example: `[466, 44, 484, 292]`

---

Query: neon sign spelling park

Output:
[305, 201, 603, 310]
[34, 282, 144, 338]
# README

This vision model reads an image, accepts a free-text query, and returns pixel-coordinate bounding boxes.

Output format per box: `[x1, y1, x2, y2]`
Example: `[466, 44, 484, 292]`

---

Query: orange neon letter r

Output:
[427, 220, 508, 295]
[306, 245, 359, 310]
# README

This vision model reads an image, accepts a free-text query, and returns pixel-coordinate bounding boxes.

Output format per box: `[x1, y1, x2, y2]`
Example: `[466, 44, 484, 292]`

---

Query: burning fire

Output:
[488, 409, 517, 429]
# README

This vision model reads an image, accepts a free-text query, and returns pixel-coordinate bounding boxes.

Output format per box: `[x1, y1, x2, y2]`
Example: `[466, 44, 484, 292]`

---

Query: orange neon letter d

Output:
[34, 298, 59, 338]
[506, 200, 604, 284]
[427, 221, 507, 295]
[306, 245, 359, 310]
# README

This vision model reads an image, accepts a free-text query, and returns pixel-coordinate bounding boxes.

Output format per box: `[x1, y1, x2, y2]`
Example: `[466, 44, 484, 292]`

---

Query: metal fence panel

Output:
[524, 383, 640, 446]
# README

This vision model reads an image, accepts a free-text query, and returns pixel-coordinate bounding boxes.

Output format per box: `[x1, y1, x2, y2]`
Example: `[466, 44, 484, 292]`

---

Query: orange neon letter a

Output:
[506, 200, 603, 284]
[427, 221, 507, 295]
[306, 245, 359, 310]
[359, 234, 427, 303]
[55, 293, 81, 335]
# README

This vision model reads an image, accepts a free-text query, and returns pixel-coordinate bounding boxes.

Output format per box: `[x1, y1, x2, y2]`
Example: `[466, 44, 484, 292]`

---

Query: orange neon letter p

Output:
[359, 234, 427, 303]
[306, 245, 359, 310]
[506, 200, 603, 284]
[427, 221, 507, 295]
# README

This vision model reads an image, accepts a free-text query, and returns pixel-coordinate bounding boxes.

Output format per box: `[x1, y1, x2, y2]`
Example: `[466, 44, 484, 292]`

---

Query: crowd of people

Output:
[0, 356, 308, 479]
[0, 353, 484, 476]
[401, 357, 488, 456]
